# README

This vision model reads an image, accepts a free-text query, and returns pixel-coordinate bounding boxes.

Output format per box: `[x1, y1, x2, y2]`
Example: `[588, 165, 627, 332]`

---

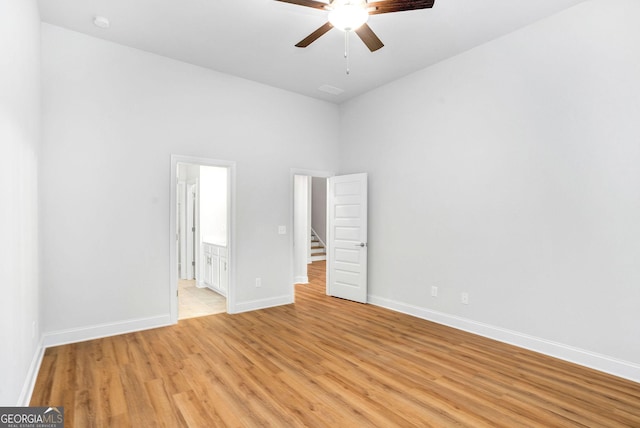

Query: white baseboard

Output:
[368, 294, 640, 384]
[42, 315, 173, 348]
[231, 295, 293, 314]
[18, 337, 46, 406]
[294, 276, 309, 284]
[21, 315, 172, 406]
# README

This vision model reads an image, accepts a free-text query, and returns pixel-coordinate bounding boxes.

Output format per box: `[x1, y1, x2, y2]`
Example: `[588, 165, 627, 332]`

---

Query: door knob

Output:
[355, 242, 367, 247]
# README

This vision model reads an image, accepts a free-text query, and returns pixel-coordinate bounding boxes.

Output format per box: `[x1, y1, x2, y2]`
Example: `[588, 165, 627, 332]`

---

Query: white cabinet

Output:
[202, 243, 228, 297]
[203, 245, 213, 286]
[219, 254, 228, 294]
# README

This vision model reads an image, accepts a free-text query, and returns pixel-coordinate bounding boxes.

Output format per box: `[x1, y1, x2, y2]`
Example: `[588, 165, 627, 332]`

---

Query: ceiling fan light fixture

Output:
[328, 1, 369, 31]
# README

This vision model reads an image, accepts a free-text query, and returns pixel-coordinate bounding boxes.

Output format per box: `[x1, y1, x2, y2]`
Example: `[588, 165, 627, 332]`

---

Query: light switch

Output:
[278, 225, 287, 235]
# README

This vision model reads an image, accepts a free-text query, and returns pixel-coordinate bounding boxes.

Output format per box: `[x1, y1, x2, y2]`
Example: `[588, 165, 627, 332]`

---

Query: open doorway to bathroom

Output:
[175, 161, 230, 319]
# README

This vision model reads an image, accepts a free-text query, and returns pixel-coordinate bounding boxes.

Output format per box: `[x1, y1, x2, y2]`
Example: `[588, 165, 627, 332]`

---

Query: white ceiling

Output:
[38, 0, 586, 103]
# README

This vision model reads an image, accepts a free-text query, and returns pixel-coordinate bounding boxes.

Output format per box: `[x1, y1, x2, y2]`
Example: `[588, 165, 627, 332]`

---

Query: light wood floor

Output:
[178, 279, 226, 320]
[32, 261, 640, 427]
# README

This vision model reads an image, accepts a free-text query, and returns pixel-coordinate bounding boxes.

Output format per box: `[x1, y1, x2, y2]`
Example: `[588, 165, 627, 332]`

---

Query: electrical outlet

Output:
[461, 292, 469, 305]
[278, 225, 286, 235]
[255, 277, 262, 288]
[431, 286, 438, 297]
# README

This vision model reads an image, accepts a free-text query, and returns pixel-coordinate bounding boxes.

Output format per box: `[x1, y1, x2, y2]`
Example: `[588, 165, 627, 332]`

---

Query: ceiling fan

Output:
[275, 0, 436, 52]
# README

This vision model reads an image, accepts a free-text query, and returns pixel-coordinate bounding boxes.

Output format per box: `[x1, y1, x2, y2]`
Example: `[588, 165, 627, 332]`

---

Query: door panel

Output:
[186, 184, 196, 279]
[178, 182, 187, 279]
[327, 173, 368, 303]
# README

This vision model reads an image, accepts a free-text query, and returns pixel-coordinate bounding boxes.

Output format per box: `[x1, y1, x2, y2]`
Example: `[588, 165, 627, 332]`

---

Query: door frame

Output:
[170, 155, 237, 323]
[289, 168, 334, 302]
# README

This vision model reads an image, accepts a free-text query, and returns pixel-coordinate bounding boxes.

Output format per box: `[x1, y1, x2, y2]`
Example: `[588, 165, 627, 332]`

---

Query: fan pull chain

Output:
[345, 31, 350, 75]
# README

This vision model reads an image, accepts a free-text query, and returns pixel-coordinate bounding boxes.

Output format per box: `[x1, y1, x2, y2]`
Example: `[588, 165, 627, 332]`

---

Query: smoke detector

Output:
[93, 16, 110, 29]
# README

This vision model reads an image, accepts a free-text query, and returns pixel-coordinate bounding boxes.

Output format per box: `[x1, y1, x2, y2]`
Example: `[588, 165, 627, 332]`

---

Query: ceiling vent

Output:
[318, 84, 345, 95]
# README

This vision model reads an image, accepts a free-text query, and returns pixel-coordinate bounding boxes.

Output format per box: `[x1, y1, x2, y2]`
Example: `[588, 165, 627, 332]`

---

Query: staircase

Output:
[310, 230, 326, 262]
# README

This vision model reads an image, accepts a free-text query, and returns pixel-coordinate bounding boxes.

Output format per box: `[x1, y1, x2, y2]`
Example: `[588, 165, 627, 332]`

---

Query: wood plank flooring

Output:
[31, 261, 640, 427]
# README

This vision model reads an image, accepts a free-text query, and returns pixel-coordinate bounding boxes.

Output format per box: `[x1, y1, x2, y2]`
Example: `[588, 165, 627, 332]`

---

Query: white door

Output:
[178, 182, 187, 279]
[327, 173, 368, 303]
[186, 183, 196, 279]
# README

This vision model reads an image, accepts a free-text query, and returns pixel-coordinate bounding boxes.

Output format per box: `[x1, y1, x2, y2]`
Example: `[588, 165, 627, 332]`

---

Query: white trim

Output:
[368, 294, 640, 384]
[290, 168, 336, 178]
[294, 276, 309, 284]
[233, 295, 293, 314]
[18, 337, 45, 406]
[170, 155, 237, 318]
[42, 315, 172, 348]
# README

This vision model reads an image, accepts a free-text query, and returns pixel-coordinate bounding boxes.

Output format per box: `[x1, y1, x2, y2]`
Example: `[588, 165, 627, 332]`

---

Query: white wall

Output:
[339, 0, 640, 379]
[0, 0, 41, 405]
[40, 24, 340, 337]
[311, 177, 327, 244]
[200, 165, 228, 246]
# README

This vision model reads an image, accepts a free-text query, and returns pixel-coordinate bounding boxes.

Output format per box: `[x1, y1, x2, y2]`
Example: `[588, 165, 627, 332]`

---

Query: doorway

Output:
[170, 155, 236, 322]
[291, 169, 333, 298]
[291, 170, 369, 304]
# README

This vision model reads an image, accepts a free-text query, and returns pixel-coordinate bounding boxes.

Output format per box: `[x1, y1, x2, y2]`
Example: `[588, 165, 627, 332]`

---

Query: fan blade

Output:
[367, 0, 435, 15]
[295, 22, 334, 47]
[274, 0, 329, 11]
[354, 23, 384, 52]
